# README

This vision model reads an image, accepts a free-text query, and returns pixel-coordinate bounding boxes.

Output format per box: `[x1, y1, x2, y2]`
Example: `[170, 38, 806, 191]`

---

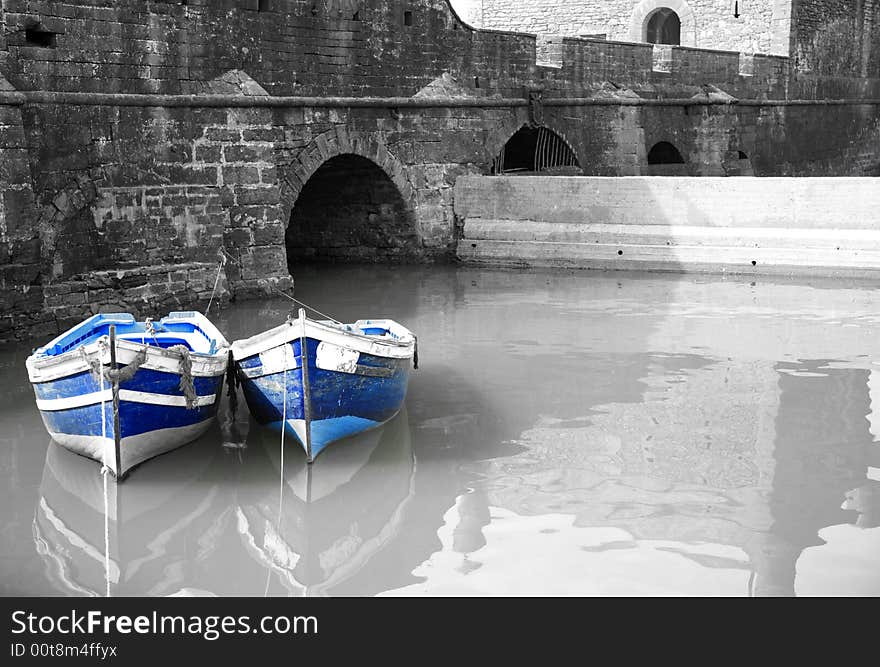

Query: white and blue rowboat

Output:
[231, 308, 417, 462]
[25, 312, 230, 479]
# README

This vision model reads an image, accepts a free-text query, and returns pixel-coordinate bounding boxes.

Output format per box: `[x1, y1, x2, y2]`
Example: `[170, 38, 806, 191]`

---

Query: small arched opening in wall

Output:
[285, 153, 420, 269]
[647, 141, 689, 175]
[726, 150, 755, 176]
[645, 8, 681, 45]
[491, 125, 582, 175]
[631, 0, 696, 46]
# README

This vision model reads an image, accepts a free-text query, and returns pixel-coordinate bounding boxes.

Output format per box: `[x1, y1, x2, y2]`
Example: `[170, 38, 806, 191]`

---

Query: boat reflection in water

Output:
[236, 406, 414, 596]
[33, 434, 232, 597]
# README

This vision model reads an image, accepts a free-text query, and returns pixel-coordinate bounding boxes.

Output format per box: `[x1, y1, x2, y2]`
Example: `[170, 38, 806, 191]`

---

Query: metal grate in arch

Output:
[492, 126, 580, 175]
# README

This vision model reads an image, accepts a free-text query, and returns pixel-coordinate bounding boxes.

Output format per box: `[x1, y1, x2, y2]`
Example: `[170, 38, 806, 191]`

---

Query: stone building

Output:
[465, 0, 879, 74]
[0, 0, 878, 343]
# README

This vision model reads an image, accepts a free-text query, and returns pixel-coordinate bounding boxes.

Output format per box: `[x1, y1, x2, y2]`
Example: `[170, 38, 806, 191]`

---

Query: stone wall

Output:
[0, 0, 536, 97]
[0, 0, 878, 344]
[478, 0, 790, 55]
[449, 0, 482, 26]
[792, 0, 880, 77]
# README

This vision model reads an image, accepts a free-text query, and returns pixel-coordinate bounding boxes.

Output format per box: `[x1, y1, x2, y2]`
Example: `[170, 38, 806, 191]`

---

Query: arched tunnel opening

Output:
[286, 154, 420, 269]
[491, 126, 581, 175]
[647, 141, 689, 176]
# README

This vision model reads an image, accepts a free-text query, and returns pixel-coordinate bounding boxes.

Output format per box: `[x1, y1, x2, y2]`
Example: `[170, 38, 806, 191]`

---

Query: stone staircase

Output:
[454, 176, 880, 278]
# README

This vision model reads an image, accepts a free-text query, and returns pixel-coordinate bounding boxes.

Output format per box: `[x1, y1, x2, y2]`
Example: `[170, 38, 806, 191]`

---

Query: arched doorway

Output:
[645, 8, 681, 45]
[630, 0, 696, 46]
[492, 125, 581, 175]
[285, 154, 419, 268]
[647, 141, 688, 175]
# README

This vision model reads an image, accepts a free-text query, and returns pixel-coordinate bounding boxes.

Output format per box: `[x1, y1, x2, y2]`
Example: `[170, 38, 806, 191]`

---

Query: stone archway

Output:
[279, 130, 421, 265]
[491, 124, 582, 175]
[630, 0, 696, 47]
[647, 140, 689, 175]
[487, 116, 583, 176]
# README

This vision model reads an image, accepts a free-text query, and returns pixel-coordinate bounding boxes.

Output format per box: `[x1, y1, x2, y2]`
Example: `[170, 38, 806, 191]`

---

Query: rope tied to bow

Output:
[80, 342, 107, 383]
[168, 344, 197, 409]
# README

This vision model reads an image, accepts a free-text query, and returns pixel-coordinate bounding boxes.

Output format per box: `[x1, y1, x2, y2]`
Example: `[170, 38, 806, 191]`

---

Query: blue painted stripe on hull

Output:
[238, 338, 410, 425]
[39, 394, 220, 439]
[237, 336, 410, 455]
[32, 367, 220, 400]
[268, 415, 382, 458]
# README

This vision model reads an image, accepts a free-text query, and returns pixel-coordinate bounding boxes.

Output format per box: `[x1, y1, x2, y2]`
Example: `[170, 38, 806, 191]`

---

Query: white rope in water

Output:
[99, 363, 111, 598]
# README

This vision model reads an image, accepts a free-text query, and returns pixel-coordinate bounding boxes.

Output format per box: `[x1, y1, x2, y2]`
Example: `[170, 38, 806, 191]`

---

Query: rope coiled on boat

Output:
[168, 344, 197, 410]
[79, 343, 146, 384]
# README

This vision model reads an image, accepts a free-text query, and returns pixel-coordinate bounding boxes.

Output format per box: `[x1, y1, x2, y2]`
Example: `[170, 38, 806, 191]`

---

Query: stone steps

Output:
[461, 219, 880, 250]
[456, 220, 880, 277]
[453, 176, 880, 278]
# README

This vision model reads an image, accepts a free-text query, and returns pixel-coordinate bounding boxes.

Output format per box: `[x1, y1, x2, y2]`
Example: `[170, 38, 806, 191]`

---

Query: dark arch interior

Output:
[286, 154, 419, 268]
[647, 141, 688, 175]
[646, 8, 681, 45]
[492, 126, 581, 175]
[648, 141, 685, 164]
[728, 149, 755, 176]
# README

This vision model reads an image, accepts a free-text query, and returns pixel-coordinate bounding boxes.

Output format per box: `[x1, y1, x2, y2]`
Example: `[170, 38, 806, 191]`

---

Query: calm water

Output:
[1, 264, 879, 596]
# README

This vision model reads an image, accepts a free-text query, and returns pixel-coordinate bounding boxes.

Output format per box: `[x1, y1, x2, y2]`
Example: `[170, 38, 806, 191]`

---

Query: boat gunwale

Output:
[231, 316, 416, 362]
[26, 312, 231, 384]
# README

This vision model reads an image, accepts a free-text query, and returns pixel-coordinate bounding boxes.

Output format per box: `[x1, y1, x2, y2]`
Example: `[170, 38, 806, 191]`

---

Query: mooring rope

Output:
[144, 317, 162, 347]
[99, 363, 111, 598]
[167, 345, 197, 409]
[274, 289, 343, 325]
[79, 339, 107, 383]
[261, 367, 287, 599]
[218, 247, 342, 325]
[80, 344, 146, 384]
[278, 367, 286, 524]
[204, 249, 227, 317]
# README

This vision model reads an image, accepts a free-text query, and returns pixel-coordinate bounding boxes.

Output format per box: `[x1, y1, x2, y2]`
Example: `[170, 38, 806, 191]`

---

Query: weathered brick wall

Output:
[477, 0, 789, 55]
[0, 0, 536, 97]
[0, 0, 878, 344]
[792, 0, 880, 76]
[14, 99, 292, 335]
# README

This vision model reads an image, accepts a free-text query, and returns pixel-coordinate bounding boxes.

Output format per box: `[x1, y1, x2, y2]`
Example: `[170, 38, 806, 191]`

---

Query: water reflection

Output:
[235, 408, 414, 596]
[34, 434, 234, 597]
[2, 265, 879, 595]
[387, 358, 880, 596]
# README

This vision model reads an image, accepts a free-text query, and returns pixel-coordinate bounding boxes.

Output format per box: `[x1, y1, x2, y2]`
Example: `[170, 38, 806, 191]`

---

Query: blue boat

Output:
[25, 312, 230, 479]
[231, 309, 417, 462]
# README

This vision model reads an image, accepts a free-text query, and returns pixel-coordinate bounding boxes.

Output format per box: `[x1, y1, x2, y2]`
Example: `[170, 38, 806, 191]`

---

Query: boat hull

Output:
[234, 318, 415, 461]
[26, 312, 230, 478]
[32, 366, 225, 477]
